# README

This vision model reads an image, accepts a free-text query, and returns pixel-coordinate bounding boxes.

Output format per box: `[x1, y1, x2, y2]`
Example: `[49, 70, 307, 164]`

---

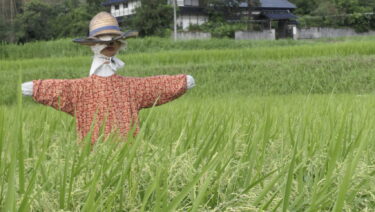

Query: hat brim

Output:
[73, 30, 139, 46]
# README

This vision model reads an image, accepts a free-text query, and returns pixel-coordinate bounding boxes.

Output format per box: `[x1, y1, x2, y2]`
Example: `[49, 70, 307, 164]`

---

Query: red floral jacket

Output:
[33, 74, 187, 143]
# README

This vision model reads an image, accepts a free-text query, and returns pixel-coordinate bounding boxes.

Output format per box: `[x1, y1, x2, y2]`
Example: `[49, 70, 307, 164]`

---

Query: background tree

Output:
[1, 0, 375, 43]
[53, 2, 92, 38]
[311, 1, 338, 16]
[131, 0, 173, 36]
[0, 17, 10, 42]
[199, 0, 243, 22]
[289, 0, 318, 15]
[14, 0, 57, 43]
[86, 0, 106, 14]
[8, 0, 103, 43]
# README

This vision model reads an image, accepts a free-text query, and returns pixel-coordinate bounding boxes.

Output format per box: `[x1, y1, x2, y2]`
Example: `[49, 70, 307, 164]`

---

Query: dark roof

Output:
[102, 0, 128, 6]
[240, 0, 296, 9]
[261, 10, 297, 20]
[179, 6, 206, 15]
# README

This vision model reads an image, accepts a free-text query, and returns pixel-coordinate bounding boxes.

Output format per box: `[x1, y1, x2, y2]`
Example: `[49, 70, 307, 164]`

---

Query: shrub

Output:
[188, 21, 247, 38]
[298, 13, 375, 32]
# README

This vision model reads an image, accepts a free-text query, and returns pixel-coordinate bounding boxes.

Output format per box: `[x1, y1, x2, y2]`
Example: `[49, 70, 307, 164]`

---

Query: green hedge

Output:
[299, 13, 375, 32]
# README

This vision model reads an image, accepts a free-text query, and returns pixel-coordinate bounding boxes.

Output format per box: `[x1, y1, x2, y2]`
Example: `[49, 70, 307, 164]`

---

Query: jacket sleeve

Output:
[134, 74, 187, 109]
[32, 79, 78, 115]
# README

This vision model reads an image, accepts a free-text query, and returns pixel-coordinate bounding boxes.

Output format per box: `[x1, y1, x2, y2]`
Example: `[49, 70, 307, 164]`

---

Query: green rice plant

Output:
[0, 95, 373, 210]
[2, 36, 375, 60]
[1, 37, 375, 211]
[2, 38, 375, 105]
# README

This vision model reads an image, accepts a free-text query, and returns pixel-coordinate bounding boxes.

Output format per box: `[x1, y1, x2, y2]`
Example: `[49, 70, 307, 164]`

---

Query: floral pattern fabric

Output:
[33, 74, 187, 143]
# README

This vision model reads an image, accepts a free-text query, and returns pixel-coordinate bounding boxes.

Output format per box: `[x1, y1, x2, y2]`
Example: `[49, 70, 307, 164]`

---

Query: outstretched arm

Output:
[135, 74, 194, 109]
[27, 79, 78, 115]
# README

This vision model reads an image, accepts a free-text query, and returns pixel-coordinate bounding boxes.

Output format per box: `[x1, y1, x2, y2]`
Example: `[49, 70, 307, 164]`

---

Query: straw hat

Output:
[73, 12, 138, 45]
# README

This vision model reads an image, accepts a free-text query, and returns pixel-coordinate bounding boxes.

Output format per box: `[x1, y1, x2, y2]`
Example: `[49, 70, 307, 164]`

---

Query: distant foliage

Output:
[189, 22, 247, 38]
[299, 13, 375, 32]
[0, 0, 104, 43]
[14, 1, 57, 42]
[0, 0, 375, 43]
[289, 0, 374, 16]
[53, 6, 92, 38]
[289, 0, 375, 32]
[130, 0, 173, 37]
[0, 17, 11, 43]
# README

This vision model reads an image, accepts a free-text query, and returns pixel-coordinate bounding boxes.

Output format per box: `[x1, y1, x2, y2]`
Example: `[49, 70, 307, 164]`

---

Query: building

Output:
[102, 0, 297, 36]
[102, 0, 208, 30]
[175, 0, 208, 30]
[238, 0, 297, 39]
[102, 0, 141, 17]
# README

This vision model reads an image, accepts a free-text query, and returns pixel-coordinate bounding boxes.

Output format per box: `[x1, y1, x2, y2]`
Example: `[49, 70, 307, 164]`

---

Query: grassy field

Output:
[0, 37, 375, 211]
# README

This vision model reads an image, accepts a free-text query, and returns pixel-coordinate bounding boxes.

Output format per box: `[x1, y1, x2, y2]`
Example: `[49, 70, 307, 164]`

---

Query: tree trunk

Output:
[247, 0, 252, 30]
[11, 0, 16, 42]
[173, 0, 177, 41]
[10, 0, 14, 23]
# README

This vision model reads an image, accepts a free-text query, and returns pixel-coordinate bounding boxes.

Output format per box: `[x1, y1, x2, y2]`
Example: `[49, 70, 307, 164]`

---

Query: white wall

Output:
[176, 0, 199, 6]
[172, 32, 211, 40]
[235, 30, 276, 40]
[111, 0, 141, 17]
[177, 0, 184, 6]
[297, 27, 375, 39]
[183, 0, 199, 6]
[177, 15, 208, 30]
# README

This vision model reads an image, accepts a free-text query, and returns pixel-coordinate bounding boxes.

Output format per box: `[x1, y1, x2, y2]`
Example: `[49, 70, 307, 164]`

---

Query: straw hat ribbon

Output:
[89, 12, 122, 38]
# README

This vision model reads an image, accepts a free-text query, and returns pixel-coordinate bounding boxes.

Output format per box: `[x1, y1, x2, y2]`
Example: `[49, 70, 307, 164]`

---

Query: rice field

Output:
[1, 37, 375, 211]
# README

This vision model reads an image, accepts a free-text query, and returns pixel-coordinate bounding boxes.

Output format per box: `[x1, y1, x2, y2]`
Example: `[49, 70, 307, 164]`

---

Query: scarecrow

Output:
[22, 12, 195, 143]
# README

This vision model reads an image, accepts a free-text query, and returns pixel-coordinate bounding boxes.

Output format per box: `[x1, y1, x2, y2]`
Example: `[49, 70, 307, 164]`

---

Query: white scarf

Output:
[89, 44, 125, 77]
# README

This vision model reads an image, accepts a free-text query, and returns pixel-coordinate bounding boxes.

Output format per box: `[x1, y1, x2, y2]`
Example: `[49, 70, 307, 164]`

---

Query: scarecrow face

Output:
[100, 42, 121, 57]
[101, 41, 121, 57]
[96, 35, 123, 57]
